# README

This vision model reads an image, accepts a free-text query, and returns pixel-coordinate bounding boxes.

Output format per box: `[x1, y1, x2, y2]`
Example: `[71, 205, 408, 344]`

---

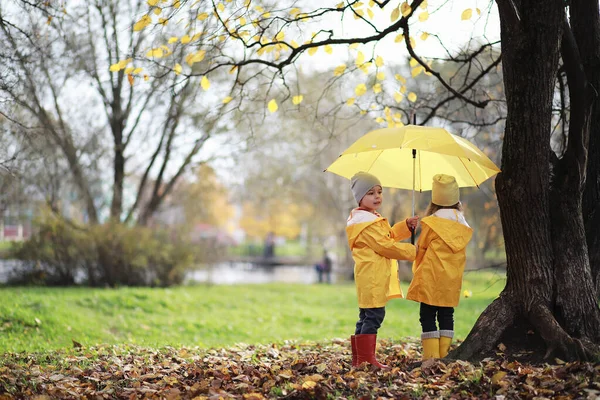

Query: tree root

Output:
[452, 294, 600, 363]
[529, 302, 600, 362]
[450, 295, 515, 361]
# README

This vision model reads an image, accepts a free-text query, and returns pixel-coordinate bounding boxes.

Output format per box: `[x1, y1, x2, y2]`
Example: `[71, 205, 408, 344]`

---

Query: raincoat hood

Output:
[421, 215, 473, 253]
[346, 209, 382, 249]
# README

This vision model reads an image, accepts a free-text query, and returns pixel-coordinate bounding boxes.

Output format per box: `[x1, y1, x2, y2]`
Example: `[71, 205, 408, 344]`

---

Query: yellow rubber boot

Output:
[439, 330, 454, 358]
[421, 332, 440, 360]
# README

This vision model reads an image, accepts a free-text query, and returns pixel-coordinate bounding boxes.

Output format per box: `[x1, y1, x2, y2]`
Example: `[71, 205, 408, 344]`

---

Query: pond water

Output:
[0, 260, 347, 285]
[187, 262, 344, 285]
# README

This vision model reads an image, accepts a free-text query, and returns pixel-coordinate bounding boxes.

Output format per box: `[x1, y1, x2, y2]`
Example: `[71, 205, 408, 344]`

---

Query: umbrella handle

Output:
[411, 148, 416, 245]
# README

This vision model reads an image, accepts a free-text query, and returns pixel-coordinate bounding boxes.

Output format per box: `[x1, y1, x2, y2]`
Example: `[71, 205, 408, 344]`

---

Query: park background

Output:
[1, 0, 599, 398]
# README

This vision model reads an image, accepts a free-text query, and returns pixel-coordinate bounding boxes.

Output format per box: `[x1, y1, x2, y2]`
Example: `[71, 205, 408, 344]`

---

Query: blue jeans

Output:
[355, 307, 386, 335]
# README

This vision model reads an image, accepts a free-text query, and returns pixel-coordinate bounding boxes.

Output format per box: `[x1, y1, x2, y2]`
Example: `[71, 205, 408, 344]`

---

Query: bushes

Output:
[9, 215, 206, 287]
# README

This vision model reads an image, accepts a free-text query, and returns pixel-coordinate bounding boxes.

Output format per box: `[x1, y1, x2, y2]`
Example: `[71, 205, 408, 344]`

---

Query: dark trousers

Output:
[355, 307, 386, 335]
[419, 303, 454, 332]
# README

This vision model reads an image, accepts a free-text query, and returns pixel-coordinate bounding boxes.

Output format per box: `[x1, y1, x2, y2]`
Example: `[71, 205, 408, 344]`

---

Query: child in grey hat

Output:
[346, 171, 419, 369]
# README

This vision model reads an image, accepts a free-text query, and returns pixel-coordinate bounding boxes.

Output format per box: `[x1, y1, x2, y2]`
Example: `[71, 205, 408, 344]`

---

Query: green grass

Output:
[0, 270, 506, 353]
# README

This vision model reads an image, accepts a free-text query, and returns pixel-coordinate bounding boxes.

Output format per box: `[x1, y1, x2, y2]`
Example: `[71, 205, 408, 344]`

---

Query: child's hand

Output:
[406, 216, 419, 231]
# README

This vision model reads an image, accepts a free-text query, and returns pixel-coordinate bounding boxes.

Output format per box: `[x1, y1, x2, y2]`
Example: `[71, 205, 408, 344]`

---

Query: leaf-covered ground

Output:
[1, 338, 599, 399]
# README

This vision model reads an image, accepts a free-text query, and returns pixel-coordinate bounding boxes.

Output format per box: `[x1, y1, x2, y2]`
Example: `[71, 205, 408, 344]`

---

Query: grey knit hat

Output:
[350, 172, 381, 204]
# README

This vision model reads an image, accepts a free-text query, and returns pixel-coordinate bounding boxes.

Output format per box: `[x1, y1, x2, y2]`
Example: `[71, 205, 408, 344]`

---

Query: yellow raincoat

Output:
[406, 211, 473, 307]
[346, 209, 416, 308]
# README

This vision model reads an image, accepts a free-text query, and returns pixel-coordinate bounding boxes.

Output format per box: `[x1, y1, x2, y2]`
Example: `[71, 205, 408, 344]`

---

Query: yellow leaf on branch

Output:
[373, 83, 382, 93]
[356, 51, 365, 66]
[411, 66, 424, 77]
[174, 63, 182, 75]
[390, 7, 400, 22]
[292, 95, 303, 105]
[268, 99, 278, 112]
[197, 12, 208, 20]
[461, 8, 472, 20]
[359, 62, 371, 74]
[133, 15, 152, 31]
[394, 34, 404, 43]
[400, 2, 411, 16]
[394, 92, 403, 103]
[290, 8, 301, 16]
[418, 11, 429, 21]
[346, 97, 356, 106]
[408, 92, 417, 102]
[375, 55, 384, 67]
[308, 46, 318, 55]
[223, 96, 233, 104]
[168, 36, 178, 43]
[185, 50, 206, 66]
[201, 75, 210, 90]
[324, 45, 333, 54]
[217, 3, 225, 12]
[376, 72, 385, 80]
[367, 9, 374, 19]
[333, 65, 346, 76]
[395, 74, 406, 84]
[181, 35, 191, 44]
[148, 0, 159, 5]
[146, 48, 164, 58]
[355, 83, 367, 96]
[420, 32, 429, 40]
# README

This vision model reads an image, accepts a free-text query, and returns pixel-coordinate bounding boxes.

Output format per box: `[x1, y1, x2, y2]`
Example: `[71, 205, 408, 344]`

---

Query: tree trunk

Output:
[452, 1, 600, 362]
[109, 100, 126, 222]
[572, 0, 600, 296]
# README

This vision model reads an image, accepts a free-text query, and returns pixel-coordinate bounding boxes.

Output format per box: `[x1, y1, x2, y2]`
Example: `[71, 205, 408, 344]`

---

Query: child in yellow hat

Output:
[346, 172, 418, 369]
[406, 174, 473, 360]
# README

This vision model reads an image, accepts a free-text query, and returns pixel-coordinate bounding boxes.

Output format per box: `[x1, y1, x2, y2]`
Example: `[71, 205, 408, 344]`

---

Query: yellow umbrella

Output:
[326, 125, 501, 242]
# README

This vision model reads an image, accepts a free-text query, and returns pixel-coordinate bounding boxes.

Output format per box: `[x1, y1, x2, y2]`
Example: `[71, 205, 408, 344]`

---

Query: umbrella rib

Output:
[458, 157, 480, 188]
[365, 150, 384, 174]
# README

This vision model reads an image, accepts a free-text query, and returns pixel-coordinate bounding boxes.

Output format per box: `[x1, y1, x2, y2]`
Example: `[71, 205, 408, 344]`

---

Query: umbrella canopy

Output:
[325, 125, 500, 192]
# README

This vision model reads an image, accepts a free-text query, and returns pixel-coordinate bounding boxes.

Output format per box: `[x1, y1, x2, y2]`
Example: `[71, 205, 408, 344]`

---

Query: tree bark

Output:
[451, 1, 600, 362]
[571, 0, 600, 296]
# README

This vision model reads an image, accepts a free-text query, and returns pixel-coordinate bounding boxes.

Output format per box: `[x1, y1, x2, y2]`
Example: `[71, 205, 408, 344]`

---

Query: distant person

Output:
[263, 232, 275, 259]
[406, 174, 473, 360]
[315, 250, 332, 283]
[322, 249, 332, 283]
[346, 172, 418, 369]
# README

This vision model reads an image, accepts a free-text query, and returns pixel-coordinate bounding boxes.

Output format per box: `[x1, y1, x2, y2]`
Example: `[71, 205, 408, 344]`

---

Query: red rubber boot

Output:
[355, 334, 389, 369]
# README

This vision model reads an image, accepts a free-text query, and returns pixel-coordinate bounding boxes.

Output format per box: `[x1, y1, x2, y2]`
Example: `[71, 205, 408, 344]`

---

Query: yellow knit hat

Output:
[431, 174, 459, 206]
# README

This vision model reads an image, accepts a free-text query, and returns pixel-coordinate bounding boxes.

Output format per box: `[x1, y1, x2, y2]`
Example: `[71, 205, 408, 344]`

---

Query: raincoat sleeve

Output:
[390, 220, 412, 241]
[361, 225, 416, 261]
[412, 228, 435, 273]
